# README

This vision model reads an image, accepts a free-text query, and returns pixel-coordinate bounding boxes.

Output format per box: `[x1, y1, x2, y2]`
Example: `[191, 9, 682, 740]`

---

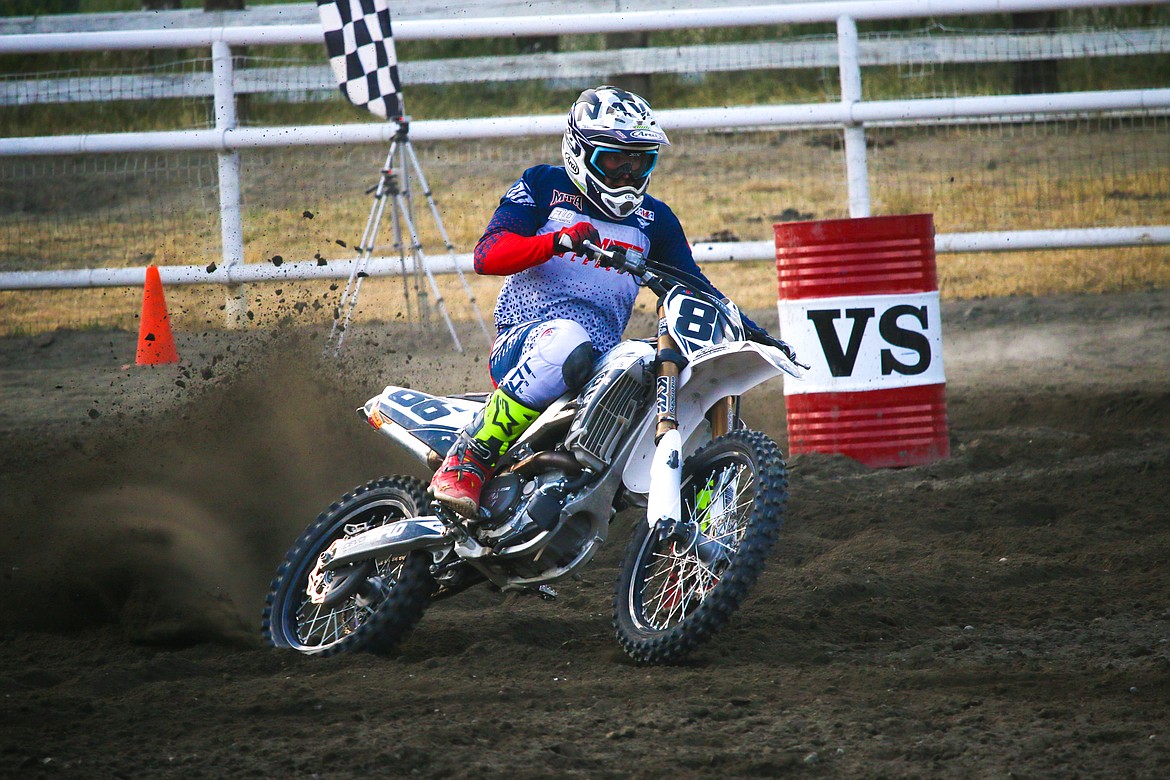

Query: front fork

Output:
[646, 307, 739, 530]
[706, 395, 739, 438]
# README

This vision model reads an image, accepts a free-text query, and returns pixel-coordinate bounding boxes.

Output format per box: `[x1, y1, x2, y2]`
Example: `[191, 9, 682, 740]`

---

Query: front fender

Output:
[621, 341, 802, 494]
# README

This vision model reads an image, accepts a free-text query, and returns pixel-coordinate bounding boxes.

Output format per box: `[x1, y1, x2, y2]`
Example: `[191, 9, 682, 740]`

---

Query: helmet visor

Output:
[588, 147, 658, 183]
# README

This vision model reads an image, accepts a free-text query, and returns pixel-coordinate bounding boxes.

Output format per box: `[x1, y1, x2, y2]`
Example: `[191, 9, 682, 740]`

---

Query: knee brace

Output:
[534, 319, 593, 390]
[498, 319, 593, 409]
[561, 340, 595, 390]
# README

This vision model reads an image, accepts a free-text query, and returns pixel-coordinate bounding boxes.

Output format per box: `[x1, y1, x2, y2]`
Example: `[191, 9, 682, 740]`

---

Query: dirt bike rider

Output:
[429, 85, 774, 519]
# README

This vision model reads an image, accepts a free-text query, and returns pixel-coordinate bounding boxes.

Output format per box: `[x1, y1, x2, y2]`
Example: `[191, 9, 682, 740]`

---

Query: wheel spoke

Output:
[642, 542, 722, 629]
[301, 602, 341, 645]
[644, 552, 683, 626]
[298, 604, 329, 644]
[294, 563, 399, 648]
[638, 453, 761, 631]
[616, 431, 787, 664]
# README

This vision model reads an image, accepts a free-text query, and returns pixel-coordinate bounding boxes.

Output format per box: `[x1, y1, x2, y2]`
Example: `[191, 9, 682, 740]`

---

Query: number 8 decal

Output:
[677, 298, 718, 345]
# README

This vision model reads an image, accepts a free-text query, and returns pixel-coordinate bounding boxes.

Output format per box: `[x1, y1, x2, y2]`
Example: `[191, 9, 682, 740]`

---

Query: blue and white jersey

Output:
[486, 164, 723, 355]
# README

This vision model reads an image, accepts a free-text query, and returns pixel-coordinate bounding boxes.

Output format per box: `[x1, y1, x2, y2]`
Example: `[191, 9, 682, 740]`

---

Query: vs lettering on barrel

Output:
[790, 292, 944, 391]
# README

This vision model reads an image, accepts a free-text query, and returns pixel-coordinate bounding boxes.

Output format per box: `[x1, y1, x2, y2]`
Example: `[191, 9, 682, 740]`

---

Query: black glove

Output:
[746, 326, 799, 363]
[554, 221, 600, 256]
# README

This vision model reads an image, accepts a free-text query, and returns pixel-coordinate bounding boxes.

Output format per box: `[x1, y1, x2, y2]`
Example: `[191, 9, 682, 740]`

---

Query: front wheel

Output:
[263, 476, 437, 657]
[613, 429, 788, 664]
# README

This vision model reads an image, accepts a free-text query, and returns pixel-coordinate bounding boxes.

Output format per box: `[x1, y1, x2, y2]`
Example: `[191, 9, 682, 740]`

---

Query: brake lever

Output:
[581, 239, 627, 272]
[580, 239, 614, 266]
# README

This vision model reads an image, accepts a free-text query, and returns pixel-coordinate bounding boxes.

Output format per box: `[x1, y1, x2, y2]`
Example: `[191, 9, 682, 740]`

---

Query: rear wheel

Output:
[613, 430, 788, 664]
[263, 476, 437, 657]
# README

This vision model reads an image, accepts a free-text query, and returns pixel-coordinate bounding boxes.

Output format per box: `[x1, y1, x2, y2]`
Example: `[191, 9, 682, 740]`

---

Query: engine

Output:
[479, 471, 565, 546]
[472, 468, 591, 579]
[469, 340, 655, 581]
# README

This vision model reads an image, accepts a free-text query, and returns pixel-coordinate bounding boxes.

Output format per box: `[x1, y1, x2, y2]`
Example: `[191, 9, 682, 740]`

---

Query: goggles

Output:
[589, 147, 658, 182]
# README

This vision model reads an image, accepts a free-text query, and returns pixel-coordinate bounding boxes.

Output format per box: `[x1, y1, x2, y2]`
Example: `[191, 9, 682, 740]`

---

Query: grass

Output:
[1, 121, 1167, 336]
[2, 9, 1168, 335]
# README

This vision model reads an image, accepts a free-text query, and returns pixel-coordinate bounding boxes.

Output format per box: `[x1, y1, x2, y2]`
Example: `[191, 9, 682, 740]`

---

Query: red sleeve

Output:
[473, 230, 556, 275]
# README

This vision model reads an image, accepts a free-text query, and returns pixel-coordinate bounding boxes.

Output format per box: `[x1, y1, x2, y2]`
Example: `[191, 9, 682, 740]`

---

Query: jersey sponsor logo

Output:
[550, 189, 584, 210]
[503, 180, 536, 207]
[558, 236, 640, 275]
[549, 206, 576, 224]
[600, 237, 643, 255]
[635, 207, 655, 222]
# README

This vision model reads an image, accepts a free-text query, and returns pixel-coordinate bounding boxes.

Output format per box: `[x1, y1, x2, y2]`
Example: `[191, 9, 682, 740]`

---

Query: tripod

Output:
[326, 119, 491, 355]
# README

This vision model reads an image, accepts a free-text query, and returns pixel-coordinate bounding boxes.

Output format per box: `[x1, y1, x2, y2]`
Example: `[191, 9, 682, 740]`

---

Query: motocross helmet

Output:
[561, 85, 670, 220]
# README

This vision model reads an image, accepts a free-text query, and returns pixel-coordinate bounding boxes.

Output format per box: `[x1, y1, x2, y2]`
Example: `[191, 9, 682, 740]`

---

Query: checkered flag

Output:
[317, 0, 404, 120]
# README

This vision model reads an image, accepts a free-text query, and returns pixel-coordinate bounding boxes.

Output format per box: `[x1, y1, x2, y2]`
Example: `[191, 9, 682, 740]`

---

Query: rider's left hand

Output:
[747, 326, 799, 363]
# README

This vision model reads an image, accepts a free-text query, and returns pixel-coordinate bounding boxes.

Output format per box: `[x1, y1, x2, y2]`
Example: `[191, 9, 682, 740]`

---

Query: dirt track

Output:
[1, 289, 1168, 779]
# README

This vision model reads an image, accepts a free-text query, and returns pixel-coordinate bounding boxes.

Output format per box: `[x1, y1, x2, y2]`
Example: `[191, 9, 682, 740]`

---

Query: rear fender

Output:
[621, 342, 802, 494]
[360, 387, 483, 467]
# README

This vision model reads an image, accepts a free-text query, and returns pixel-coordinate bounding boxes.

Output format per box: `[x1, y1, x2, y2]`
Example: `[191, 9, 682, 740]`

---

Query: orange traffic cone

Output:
[136, 265, 179, 366]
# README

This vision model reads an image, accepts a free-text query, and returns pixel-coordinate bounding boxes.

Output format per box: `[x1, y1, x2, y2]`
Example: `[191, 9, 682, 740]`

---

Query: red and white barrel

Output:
[774, 213, 950, 468]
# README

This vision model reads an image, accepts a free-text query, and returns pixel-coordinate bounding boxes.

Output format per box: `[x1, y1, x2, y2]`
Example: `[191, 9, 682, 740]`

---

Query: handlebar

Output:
[581, 239, 667, 296]
[580, 239, 644, 275]
[578, 239, 808, 369]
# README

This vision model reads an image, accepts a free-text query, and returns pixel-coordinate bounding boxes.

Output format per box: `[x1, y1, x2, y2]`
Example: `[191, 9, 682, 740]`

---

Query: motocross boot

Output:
[429, 388, 540, 519]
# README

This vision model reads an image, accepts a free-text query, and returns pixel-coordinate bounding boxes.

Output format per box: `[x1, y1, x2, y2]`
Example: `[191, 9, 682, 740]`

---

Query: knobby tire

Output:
[612, 429, 788, 664]
[263, 475, 437, 657]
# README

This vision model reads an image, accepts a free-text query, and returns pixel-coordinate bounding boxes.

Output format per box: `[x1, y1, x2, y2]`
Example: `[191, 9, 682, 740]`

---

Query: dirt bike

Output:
[263, 241, 807, 664]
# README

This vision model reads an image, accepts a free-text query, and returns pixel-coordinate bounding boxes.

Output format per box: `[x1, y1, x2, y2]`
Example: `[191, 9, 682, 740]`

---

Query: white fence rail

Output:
[5, 27, 1167, 105]
[6, 225, 1168, 293]
[1, 0, 1168, 293]
[0, 0, 811, 35]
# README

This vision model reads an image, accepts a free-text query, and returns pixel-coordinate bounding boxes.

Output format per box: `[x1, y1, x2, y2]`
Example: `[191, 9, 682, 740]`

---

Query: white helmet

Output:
[561, 85, 670, 220]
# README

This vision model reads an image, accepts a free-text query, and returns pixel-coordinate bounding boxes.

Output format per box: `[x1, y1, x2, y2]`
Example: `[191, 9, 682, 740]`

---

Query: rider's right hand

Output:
[554, 221, 600, 256]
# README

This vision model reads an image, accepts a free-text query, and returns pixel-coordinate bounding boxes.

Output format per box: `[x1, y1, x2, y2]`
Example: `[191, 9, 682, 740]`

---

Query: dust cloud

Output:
[0, 328, 438, 644]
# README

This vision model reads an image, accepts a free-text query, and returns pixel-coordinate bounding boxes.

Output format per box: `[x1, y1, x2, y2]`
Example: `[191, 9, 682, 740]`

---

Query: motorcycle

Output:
[263, 241, 807, 664]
